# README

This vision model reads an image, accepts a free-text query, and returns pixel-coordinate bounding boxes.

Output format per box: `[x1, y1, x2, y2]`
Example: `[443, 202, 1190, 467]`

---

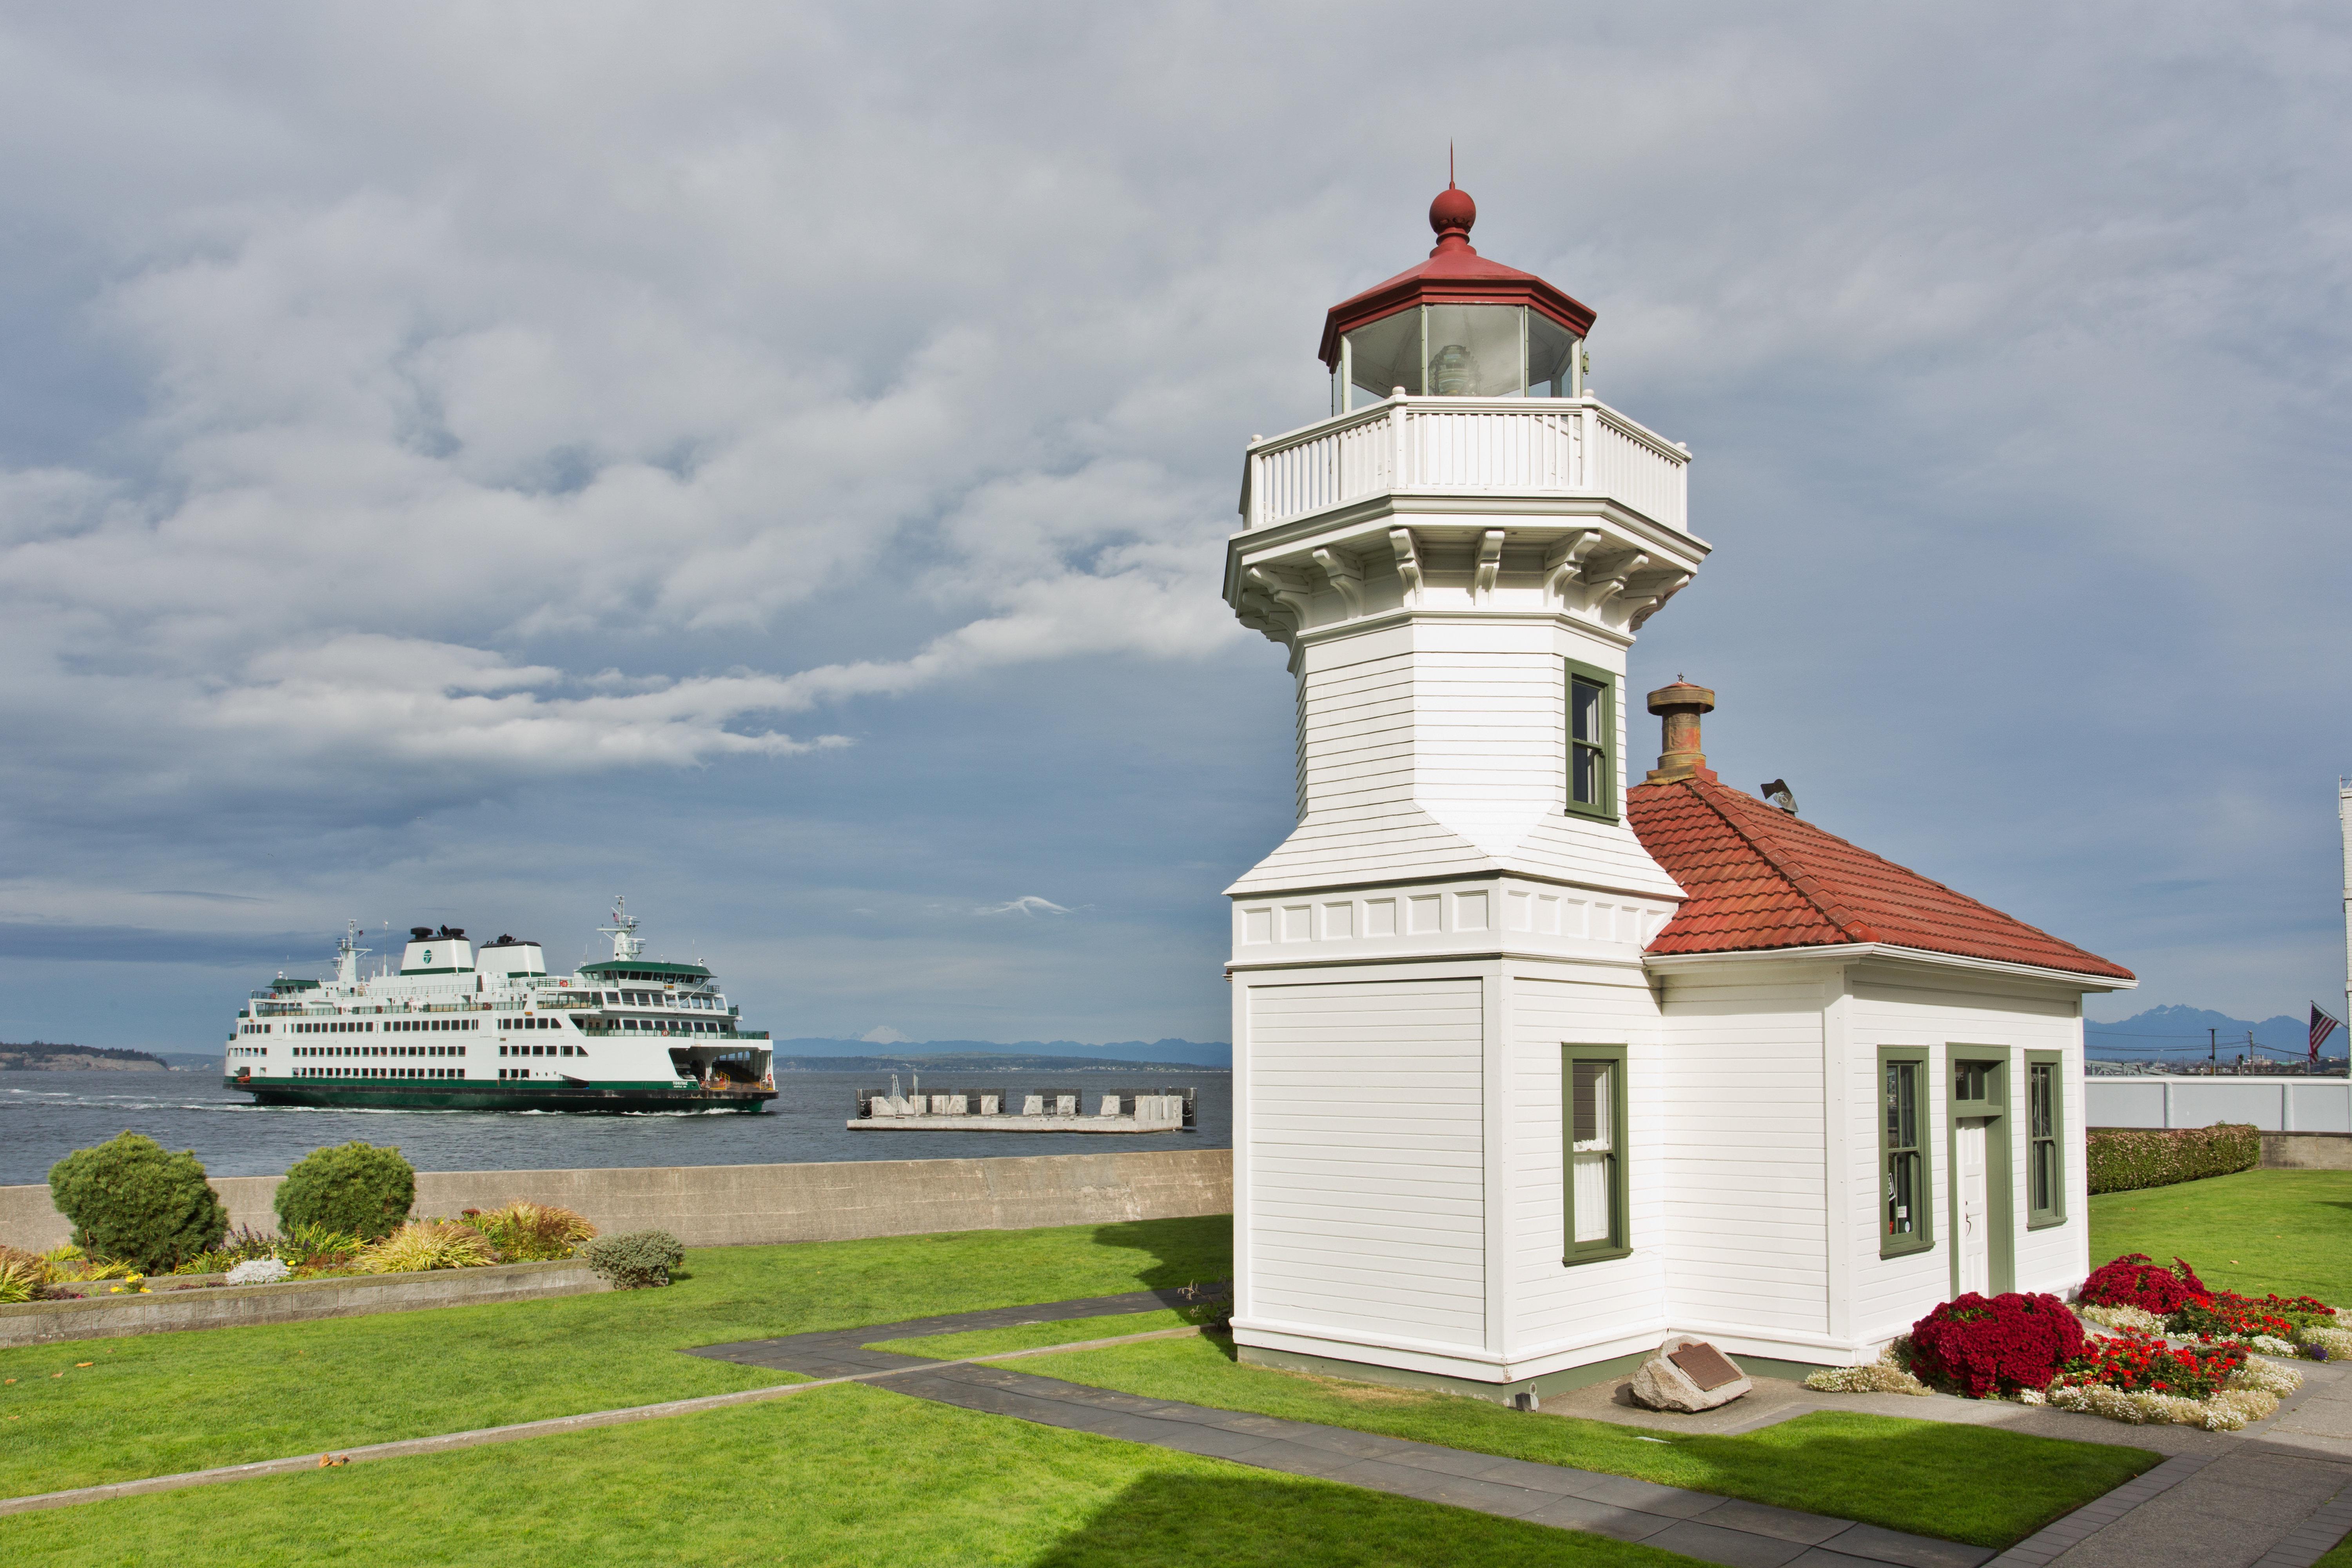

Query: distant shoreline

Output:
[0, 1042, 172, 1073]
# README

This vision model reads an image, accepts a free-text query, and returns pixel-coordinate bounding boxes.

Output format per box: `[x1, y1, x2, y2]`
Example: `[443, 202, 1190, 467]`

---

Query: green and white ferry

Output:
[222, 898, 775, 1112]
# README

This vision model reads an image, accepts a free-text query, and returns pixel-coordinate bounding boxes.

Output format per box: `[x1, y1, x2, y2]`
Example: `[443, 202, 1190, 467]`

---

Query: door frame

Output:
[1945, 1045, 2014, 1299]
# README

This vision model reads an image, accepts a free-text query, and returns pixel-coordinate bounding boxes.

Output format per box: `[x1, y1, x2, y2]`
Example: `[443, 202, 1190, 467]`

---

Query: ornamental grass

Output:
[465, 1201, 596, 1262]
[353, 1220, 496, 1274]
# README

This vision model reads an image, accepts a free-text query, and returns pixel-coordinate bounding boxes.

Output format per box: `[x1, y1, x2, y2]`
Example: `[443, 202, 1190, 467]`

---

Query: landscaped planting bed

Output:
[1806, 1251, 2334, 1432]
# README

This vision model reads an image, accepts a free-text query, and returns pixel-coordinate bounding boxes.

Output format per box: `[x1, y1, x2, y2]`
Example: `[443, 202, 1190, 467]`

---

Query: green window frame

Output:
[1566, 659, 1617, 822]
[1878, 1046, 1933, 1258]
[2026, 1051, 2065, 1228]
[1563, 1044, 1630, 1263]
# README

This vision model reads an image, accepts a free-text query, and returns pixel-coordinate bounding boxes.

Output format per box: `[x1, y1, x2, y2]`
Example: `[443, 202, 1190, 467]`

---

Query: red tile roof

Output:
[1627, 775, 2133, 981]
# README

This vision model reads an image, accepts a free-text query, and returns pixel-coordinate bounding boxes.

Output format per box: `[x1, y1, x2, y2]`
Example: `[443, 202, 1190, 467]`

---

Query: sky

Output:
[2, 2, 2349, 1052]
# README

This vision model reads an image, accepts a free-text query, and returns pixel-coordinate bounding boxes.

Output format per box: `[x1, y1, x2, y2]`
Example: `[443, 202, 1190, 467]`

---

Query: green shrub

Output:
[46, 1132, 229, 1272]
[581, 1229, 684, 1289]
[2086, 1124, 2261, 1194]
[274, 1142, 416, 1241]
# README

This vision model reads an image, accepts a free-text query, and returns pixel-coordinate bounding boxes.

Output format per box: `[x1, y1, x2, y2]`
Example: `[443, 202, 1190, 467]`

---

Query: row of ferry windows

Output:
[241, 1011, 730, 1035]
[294, 1045, 467, 1058]
[298, 1067, 465, 1080]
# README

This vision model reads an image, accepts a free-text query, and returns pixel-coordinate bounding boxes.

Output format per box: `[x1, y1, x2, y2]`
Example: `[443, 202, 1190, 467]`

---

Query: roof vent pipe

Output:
[1644, 680, 1717, 784]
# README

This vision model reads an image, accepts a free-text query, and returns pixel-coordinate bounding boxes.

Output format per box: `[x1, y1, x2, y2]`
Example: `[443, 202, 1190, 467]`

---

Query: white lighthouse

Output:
[1221, 183, 2133, 1401]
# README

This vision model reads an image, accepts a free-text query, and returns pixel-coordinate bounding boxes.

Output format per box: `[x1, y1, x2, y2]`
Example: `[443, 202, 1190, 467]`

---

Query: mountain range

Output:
[2085, 1004, 2334, 1064]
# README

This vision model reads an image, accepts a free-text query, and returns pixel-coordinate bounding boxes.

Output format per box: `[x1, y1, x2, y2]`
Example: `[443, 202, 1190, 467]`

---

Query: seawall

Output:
[0, 1147, 1234, 1252]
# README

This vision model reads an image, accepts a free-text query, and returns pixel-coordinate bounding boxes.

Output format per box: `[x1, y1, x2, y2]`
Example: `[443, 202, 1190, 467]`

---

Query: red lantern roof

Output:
[1318, 183, 1597, 371]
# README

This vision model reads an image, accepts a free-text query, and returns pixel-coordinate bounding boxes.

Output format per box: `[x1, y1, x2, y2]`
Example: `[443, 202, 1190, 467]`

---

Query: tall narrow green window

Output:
[2027, 1052, 2065, 1227]
[1566, 660, 1616, 822]
[1878, 1047, 1933, 1257]
[1563, 1044, 1629, 1263]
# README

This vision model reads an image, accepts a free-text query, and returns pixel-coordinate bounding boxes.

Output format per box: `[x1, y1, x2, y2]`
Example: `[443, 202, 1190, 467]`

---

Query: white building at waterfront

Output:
[1221, 183, 2136, 1401]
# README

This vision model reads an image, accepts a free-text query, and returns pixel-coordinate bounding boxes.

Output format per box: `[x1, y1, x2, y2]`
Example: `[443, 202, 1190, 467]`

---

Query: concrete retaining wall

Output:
[2261, 1131, 2352, 1171]
[0, 1259, 604, 1347]
[0, 1147, 1234, 1252]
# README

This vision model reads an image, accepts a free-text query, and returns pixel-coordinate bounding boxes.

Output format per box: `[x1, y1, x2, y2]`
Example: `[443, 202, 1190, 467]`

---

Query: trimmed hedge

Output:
[274, 1142, 416, 1241]
[2086, 1123, 2259, 1194]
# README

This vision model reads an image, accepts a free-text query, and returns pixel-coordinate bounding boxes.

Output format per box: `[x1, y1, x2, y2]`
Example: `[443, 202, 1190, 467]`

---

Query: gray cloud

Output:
[0, 2, 2347, 1040]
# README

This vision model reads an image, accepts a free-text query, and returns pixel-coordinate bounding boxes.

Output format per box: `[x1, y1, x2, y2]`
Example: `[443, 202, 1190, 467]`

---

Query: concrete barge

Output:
[849, 1087, 1196, 1134]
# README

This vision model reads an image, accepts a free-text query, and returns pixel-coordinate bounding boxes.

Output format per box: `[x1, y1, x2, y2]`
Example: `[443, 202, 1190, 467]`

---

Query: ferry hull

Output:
[229, 1080, 773, 1114]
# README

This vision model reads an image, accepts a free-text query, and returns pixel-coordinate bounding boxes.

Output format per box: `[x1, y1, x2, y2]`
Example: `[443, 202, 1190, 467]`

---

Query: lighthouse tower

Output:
[1222, 183, 1708, 1400]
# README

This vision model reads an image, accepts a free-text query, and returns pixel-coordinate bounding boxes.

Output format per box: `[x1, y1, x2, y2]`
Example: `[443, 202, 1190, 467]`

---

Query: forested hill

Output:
[0, 1040, 169, 1071]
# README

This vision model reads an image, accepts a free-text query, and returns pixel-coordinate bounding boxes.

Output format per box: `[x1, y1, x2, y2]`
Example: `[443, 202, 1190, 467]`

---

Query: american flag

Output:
[2312, 1004, 2343, 1066]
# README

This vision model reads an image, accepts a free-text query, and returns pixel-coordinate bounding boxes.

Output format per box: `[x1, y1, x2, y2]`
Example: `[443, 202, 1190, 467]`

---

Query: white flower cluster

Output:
[2045, 1360, 2300, 1432]
[2077, 1304, 2169, 1336]
[1803, 1357, 1931, 1396]
[2250, 1335, 2300, 1357]
[2299, 1325, 2352, 1359]
[225, 1257, 292, 1286]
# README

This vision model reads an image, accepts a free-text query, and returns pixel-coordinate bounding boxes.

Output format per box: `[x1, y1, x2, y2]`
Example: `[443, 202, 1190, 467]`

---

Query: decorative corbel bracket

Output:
[1570, 548, 1650, 615]
[1388, 527, 1423, 608]
[1310, 546, 1365, 619]
[1623, 571, 1694, 631]
[1542, 529, 1604, 607]
[1245, 565, 1315, 628]
[1472, 529, 1505, 602]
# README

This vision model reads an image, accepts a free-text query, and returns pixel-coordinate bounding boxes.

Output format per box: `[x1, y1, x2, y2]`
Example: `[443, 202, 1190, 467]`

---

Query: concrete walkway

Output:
[693, 1301, 1995, 1568]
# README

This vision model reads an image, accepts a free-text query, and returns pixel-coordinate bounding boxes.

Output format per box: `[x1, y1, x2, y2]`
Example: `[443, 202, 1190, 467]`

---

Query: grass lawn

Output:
[865, 1308, 1191, 1359]
[2088, 1168, 2352, 1301]
[1019, 1334, 2157, 1550]
[0, 1214, 1227, 1501]
[0, 1382, 1700, 1568]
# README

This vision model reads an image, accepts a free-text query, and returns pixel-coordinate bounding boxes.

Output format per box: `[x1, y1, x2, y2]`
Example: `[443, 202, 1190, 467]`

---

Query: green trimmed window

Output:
[2027, 1052, 2064, 1227]
[1879, 1047, 1932, 1257]
[1563, 1044, 1629, 1263]
[1566, 660, 1616, 821]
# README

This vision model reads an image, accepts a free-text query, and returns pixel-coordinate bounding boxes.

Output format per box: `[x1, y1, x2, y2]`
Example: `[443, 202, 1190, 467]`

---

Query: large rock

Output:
[1628, 1336, 1752, 1413]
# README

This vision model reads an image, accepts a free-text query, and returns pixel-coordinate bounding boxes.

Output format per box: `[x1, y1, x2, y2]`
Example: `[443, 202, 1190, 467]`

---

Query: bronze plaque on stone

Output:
[1667, 1343, 1743, 1392]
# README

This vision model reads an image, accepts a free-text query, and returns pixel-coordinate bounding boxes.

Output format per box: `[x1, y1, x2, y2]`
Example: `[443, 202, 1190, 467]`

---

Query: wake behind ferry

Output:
[222, 899, 775, 1112]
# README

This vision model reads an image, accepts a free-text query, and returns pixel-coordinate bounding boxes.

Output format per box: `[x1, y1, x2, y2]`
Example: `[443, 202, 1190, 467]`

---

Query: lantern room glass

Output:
[1336, 304, 1584, 411]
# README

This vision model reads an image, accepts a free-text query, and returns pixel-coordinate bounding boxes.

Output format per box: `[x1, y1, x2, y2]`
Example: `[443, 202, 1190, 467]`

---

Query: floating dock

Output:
[848, 1087, 1196, 1133]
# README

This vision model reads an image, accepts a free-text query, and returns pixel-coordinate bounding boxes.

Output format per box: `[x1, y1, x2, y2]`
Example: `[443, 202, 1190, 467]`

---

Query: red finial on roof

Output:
[1428, 169, 1476, 255]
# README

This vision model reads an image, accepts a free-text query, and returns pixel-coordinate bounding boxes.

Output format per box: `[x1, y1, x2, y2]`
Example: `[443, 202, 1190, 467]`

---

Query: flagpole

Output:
[2341, 779, 2352, 1069]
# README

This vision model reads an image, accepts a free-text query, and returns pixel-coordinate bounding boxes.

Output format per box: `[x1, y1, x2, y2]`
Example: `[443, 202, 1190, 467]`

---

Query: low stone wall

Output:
[0, 1259, 604, 1347]
[0, 1147, 1233, 1252]
[2261, 1131, 2352, 1170]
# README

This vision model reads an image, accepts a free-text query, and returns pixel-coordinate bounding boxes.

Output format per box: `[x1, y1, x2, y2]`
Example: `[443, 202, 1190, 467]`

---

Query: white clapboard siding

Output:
[1843, 973, 2086, 1343]
[1503, 971, 1668, 1352]
[1231, 622, 1681, 900]
[1655, 973, 1830, 1334]
[1247, 977, 1488, 1347]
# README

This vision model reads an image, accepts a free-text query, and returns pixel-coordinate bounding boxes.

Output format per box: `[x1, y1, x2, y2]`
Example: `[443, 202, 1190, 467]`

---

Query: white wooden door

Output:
[1956, 1119, 1989, 1295]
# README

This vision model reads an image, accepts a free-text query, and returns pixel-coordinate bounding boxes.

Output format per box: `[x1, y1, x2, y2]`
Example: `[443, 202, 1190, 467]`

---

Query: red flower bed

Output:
[2059, 1332, 2245, 1398]
[2078, 1254, 2201, 1314]
[1910, 1291, 2088, 1397]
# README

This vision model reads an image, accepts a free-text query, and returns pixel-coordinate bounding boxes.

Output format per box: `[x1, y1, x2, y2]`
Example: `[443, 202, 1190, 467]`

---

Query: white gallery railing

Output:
[1241, 395, 1688, 533]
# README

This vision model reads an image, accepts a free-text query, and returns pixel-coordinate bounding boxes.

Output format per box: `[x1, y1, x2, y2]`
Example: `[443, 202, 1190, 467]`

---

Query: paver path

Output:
[691, 1298, 1996, 1568]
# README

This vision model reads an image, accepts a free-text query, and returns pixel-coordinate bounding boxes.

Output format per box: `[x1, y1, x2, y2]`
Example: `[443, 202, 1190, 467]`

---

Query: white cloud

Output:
[976, 897, 1073, 918]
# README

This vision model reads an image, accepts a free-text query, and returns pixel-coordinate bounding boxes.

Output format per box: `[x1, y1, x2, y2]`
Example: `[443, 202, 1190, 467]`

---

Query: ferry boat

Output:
[221, 898, 775, 1112]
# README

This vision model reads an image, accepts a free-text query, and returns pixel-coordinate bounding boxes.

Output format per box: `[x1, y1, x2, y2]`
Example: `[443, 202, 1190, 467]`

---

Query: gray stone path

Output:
[692, 1301, 1996, 1568]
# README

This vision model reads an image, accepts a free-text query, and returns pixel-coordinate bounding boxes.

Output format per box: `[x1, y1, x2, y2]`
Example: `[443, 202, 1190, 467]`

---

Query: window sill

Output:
[1563, 807, 1620, 827]
[1563, 1245, 1632, 1267]
[2027, 1214, 2066, 1231]
[1879, 1240, 1935, 1261]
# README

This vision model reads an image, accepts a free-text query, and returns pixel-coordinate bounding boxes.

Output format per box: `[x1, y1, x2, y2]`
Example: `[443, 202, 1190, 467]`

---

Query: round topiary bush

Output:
[2079, 1253, 2203, 1315]
[46, 1131, 229, 1272]
[274, 1142, 416, 1241]
[1909, 1290, 2087, 1398]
